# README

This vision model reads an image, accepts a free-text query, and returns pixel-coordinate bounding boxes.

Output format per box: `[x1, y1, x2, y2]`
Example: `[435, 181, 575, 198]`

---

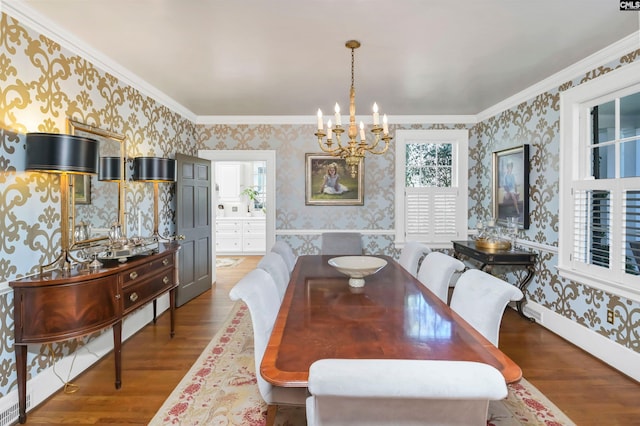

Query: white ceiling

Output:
[7, 1, 640, 118]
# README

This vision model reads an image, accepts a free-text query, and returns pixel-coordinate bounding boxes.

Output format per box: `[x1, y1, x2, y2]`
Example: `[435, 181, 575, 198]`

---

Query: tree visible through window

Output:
[405, 143, 452, 188]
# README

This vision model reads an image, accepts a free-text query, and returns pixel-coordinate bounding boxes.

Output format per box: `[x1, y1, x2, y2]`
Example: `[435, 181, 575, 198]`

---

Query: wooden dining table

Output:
[260, 254, 522, 387]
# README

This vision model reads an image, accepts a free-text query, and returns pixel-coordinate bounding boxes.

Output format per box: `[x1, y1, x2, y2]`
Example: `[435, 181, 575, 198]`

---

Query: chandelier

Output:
[315, 40, 392, 177]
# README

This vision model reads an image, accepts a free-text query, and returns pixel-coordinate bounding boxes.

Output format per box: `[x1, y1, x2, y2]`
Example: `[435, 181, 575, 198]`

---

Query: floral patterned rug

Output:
[150, 302, 575, 426]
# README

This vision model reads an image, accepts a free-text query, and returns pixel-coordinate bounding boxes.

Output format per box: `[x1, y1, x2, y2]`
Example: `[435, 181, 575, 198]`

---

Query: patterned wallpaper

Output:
[0, 11, 638, 401]
[0, 13, 196, 397]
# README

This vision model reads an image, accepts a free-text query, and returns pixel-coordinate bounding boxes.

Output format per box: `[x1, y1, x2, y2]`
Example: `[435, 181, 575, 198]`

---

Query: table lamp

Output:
[132, 157, 176, 241]
[26, 132, 99, 271]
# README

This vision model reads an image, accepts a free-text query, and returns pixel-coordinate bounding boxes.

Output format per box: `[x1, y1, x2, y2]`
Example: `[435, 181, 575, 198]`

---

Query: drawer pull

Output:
[129, 292, 139, 302]
[162, 258, 170, 266]
[115, 294, 121, 300]
[163, 276, 170, 284]
[129, 271, 138, 280]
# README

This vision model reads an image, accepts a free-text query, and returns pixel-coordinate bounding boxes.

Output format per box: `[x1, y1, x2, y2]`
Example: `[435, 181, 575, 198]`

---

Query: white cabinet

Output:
[242, 218, 266, 252]
[215, 219, 242, 253]
[216, 163, 242, 201]
[216, 217, 265, 254]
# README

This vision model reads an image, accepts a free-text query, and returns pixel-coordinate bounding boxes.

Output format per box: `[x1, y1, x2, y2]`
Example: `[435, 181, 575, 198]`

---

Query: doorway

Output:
[198, 150, 276, 259]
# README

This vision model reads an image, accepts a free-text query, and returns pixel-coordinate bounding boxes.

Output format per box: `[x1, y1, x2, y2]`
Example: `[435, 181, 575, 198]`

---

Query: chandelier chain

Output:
[351, 46, 355, 89]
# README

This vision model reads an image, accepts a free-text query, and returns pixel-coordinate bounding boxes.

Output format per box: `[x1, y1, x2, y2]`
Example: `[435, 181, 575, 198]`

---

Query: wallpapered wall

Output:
[0, 14, 197, 397]
[471, 54, 640, 356]
[0, 11, 638, 400]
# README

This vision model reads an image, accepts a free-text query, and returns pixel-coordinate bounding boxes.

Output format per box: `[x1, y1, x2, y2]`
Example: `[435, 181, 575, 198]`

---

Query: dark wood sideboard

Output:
[9, 242, 180, 424]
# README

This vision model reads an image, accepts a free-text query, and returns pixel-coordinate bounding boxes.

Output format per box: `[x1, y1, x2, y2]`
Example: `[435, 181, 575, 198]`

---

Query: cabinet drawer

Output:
[121, 254, 173, 285]
[123, 271, 175, 313]
[216, 236, 241, 252]
[243, 220, 265, 232]
[216, 221, 241, 233]
[243, 236, 266, 252]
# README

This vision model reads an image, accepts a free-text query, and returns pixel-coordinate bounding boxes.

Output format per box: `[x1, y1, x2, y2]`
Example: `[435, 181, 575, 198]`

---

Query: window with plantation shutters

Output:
[395, 130, 468, 249]
[559, 61, 640, 301]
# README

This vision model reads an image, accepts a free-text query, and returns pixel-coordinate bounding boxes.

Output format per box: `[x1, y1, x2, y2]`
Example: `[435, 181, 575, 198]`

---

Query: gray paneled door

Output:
[176, 153, 212, 307]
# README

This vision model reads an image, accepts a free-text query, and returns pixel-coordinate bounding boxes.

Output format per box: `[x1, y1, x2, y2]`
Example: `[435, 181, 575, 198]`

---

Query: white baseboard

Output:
[0, 295, 170, 425]
[523, 301, 640, 382]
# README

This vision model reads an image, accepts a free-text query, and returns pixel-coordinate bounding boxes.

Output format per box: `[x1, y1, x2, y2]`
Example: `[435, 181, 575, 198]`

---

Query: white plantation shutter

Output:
[395, 130, 468, 249]
[571, 188, 611, 269]
[405, 188, 459, 242]
[559, 63, 640, 300]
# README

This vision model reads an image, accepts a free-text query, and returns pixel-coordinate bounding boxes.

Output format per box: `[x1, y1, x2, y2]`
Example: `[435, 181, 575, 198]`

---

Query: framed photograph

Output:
[305, 154, 364, 206]
[492, 145, 529, 229]
[74, 174, 91, 205]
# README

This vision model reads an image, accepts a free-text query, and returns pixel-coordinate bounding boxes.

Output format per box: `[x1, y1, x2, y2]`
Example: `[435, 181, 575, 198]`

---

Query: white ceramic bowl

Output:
[328, 256, 388, 287]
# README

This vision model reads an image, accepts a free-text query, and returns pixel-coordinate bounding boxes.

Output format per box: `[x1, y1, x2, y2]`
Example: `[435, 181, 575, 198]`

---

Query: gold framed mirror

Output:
[67, 119, 126, 245]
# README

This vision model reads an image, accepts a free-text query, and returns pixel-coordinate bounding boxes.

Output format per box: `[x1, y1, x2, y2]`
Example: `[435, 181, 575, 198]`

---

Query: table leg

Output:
[113, 321, 122, 389]
[515, 266, 536, 322]
[16, 344, 27, 424]
[153, 299, 157, 324]
[169, 288, 176, 338]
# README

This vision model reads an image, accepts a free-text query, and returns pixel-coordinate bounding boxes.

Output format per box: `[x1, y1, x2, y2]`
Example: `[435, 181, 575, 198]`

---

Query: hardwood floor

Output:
[24, 255, 640, 425]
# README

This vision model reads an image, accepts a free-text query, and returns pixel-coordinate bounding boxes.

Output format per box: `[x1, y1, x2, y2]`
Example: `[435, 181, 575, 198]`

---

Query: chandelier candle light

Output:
[315, 40, 392, 177]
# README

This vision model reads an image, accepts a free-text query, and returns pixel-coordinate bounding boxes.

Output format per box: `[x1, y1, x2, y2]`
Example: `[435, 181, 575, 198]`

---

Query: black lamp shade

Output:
[26, 133, 99, 174]
[99, 157, 122, 181]
[133, 157, 176, 182]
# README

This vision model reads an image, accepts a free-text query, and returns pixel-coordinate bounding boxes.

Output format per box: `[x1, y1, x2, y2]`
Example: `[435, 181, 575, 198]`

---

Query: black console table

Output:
[452, 240, 537, 322]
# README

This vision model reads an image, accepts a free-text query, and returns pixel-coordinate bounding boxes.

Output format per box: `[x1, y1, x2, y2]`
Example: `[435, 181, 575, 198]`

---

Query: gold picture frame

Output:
[305, 154, 364, 206]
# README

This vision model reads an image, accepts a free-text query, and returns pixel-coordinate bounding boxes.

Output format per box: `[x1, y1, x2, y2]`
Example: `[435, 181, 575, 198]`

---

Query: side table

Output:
[452, 240, 537, 322]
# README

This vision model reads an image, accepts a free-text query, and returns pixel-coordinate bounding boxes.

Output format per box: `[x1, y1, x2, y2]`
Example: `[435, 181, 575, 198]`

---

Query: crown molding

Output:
[476, 31, 640, 121]
[3, 0, 198, 122]
[196, 114, 477, 126]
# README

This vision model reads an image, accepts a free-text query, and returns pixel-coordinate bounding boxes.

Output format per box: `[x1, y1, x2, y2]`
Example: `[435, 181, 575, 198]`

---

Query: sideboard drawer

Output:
[122, 271, 175, 314]
[120, 253, 173, 284]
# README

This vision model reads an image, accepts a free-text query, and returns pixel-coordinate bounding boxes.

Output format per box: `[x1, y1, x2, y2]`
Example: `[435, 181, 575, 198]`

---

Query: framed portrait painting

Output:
[492, 145, 529, 229]
[305, 154, 364, 206]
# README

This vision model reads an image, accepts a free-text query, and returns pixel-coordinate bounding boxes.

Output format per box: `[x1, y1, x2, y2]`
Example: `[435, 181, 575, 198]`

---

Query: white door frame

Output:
[198, 150, 276, 253]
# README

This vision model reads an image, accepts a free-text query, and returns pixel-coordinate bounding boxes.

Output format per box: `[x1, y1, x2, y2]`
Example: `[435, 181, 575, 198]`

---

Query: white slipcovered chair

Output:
[450, 268, 524, 346]
[321, 232, 363, 255]
[306, 358, 508, 426]
[229, 269, 307, 425]
[398, 241, 432, 277]
[271, 240, 297, 272]
[257, 251, 290, 301]
[416, 251, 465, 304]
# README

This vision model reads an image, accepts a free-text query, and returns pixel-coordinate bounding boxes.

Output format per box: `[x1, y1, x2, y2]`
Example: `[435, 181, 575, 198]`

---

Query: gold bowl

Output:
[475, 238, 511, 251]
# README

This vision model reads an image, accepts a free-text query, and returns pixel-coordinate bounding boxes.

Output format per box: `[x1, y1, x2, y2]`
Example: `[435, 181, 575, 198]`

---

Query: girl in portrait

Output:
[320, 162, 349, 195]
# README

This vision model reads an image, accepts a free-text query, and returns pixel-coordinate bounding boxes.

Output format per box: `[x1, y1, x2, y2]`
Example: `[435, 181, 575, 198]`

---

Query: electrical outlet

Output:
[606, 309, 614, 324]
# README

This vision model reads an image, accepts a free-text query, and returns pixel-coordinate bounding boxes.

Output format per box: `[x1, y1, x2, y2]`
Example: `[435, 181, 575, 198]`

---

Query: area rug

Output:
[150, 302, 575, 426]
[216, 257, 244, 268]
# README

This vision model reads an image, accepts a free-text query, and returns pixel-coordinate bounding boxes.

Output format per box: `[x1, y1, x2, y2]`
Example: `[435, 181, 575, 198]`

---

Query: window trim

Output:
[559, 60, 640, 301]
[395, 129, 469, 249]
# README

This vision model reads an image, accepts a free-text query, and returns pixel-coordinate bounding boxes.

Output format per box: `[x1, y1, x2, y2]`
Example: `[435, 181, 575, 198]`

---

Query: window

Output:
[251, 161, 267, 210]
[395, 129, 468, 249]
[559, 60, 640, 300]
